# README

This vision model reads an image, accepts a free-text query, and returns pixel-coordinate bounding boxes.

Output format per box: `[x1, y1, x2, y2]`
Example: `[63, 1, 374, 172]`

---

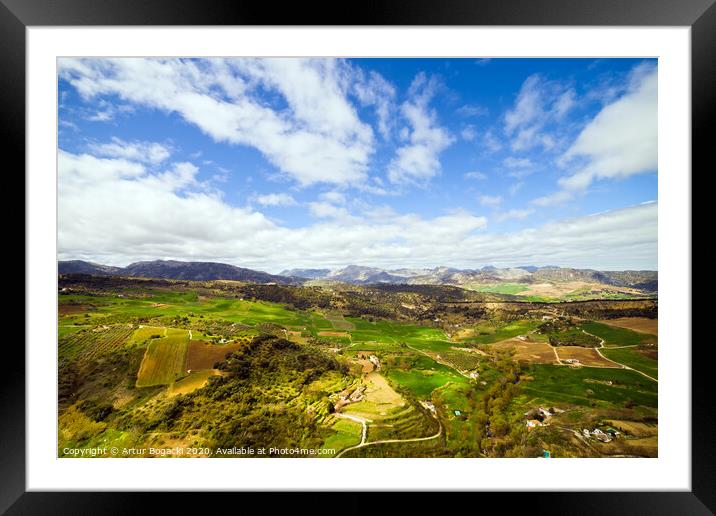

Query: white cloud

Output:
[531, 189, 574, 207]
[58, 150, 656, 271]
[461, 124, 477, 141]
[456, 104, 489, 118]
[559, 64, 657, 192]
[308, 202, 350, 219]
[553, 89, 577, 119]
[482, 129, 502, 153]
[464, 171, 488, 181]
[352, 68, 396, 140]
[254, 193, 297, 207]
[319, 191, 347, 205]
[387, 73, 454, 184]
[59, 58, 376, 187]
[496, 208, 534, 222]
[459, 202, 657, 270]
[508, 182, 525, 196]
[532, 63, 657, 206]
[503, 74, 576, 152]
[479, 195, 503, 208]
[88, 137, 172, 164]
[503, 157, 533, 169]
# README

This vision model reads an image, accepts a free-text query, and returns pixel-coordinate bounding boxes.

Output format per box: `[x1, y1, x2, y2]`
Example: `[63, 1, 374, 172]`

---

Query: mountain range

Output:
[58, 259, 297, 285]
[59, 259, 658, 293]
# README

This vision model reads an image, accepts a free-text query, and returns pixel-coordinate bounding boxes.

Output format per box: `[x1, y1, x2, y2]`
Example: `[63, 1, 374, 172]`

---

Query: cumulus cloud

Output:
[559, 64, 657, 192]
[87, 137, 172, 164]
[387, 73, 454, 184]
[308, 202, 350, 219]
[254, 193, 297, 207]
[59, 58, 375, 187]
[58, 149, 657, 271]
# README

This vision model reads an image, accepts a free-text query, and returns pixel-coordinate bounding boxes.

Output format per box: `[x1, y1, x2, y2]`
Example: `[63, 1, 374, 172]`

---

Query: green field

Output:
[58, 279, 658, 459]
[601, 347, 658, 379]
[580, 321, 656, 347]
[136, 331, 189, 387]
[461, 319, 541, 344]
[387, 355, 468, 398]
[519, 364, 657, 408]
[474, 283, 529, 295]
[322, 418, 362, 454]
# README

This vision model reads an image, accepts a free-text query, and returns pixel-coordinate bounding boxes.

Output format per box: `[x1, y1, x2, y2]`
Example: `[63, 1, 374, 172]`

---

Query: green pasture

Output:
[519, 364, 657, 408]
[579, 321, 657, 347]
[601, 347, 658, 379]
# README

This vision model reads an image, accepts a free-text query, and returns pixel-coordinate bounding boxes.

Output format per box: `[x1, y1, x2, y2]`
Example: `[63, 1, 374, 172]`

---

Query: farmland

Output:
[58, 275, 658, 458]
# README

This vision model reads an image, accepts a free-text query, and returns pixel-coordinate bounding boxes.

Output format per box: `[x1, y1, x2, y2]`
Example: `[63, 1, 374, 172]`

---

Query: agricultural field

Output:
[488, 336, 558, 365]
[579, 321, 657, 347]
[59, 325, 135, 363]
[135, 331, 190, 387]
[555, 346, 619, 368]
[455, 319, 541, 345]
[601, 347, 658, 379]
[599, 317, 658, 336]
[57, 277, 659, 459]
[185, 340, 244, 370]
[518, 364, 657, 408]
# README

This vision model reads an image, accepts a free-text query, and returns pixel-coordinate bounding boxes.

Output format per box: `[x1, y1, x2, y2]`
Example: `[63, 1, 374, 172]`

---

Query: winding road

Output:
[334, 411, 442, 458]
[582, 329, 658, 383]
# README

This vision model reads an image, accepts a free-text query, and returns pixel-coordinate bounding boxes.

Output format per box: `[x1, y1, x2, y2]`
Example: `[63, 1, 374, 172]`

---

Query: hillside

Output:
[60, 259, 657, 300]
[59, 259, 298, 285]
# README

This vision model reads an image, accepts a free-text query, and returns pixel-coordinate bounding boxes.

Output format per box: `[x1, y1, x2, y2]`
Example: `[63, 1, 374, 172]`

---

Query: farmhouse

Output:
[526, 419, 544, 429]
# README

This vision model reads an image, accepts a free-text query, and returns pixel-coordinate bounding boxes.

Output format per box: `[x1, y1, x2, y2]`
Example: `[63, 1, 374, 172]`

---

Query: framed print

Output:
[5, 0, 712, 513]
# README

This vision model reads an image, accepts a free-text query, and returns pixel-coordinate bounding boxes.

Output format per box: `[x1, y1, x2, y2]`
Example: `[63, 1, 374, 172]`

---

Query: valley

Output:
[57, 271, 658, 458]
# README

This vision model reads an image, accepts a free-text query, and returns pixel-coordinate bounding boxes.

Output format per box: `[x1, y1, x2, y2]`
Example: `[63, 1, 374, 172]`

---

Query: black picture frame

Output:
[4, 0, 710, 513]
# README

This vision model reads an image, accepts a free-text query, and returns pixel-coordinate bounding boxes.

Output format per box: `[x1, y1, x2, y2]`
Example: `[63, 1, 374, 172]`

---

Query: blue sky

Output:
[57, 58, 657, 272]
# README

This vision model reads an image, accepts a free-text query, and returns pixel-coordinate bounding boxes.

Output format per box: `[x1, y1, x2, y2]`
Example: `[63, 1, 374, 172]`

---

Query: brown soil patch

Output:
[521, 281, 642, 298]
[556, 346, 619, 367]
[185, 340, 243, 370]
[59, 304, 91, 315]
[489, 337, 558, 364]
[606, 420, 658, 437]
[600, 317, 658, 336]
[357, 359, 375, 374]
[318, 331, 349, 338]
[169, 369, 222, 396]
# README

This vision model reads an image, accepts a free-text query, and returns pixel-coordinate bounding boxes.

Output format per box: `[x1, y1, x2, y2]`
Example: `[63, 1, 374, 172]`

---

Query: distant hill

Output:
[291, 264, 658, 294]
[59, 260, 657, 295]
[279, 268, 331, 279]
[58, 260, 123, 276]
[59, 259, 298, 285]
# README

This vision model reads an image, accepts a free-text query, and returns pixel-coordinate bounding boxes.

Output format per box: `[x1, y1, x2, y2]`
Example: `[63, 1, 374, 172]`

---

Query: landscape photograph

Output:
[57, 57, 658, 459]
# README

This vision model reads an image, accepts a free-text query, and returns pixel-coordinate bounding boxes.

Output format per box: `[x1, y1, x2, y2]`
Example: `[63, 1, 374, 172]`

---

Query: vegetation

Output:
[57, 275, 658, 458]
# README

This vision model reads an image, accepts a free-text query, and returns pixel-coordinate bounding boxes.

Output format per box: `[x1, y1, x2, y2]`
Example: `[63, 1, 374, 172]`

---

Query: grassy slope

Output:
[519, 364, 657, 408]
